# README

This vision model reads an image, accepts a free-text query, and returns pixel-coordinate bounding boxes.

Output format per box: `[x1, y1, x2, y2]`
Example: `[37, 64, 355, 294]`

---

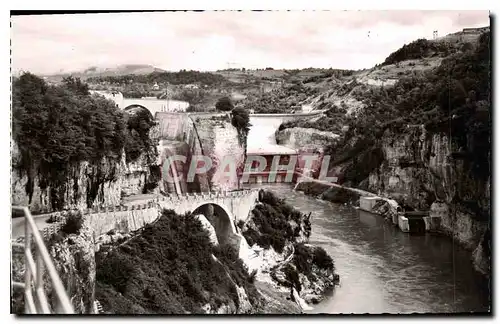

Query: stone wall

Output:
[155, 114, 244, 193]
[194, 116, 245, 192]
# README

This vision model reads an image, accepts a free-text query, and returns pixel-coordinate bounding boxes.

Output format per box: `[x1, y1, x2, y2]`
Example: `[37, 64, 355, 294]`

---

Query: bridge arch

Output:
[191, 202, 237, 245]
[123, 104, 154, 120]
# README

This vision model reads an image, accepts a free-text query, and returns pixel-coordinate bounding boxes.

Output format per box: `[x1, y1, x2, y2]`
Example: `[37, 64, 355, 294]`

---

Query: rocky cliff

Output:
[154, 113, 245, 193]
[367, 127, 490, 275]
[194, 115, 245, 192]
[11, 140, 155, 213]
[276, 127, 340, 153]
[11, 211, 96, 314]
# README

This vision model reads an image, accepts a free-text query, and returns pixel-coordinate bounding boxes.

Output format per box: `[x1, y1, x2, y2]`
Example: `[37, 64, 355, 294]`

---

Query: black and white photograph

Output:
[9, 9, 492, 315]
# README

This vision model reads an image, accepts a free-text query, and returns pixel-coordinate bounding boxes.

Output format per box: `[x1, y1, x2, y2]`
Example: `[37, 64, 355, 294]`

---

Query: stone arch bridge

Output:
[26, 189, 260, 249]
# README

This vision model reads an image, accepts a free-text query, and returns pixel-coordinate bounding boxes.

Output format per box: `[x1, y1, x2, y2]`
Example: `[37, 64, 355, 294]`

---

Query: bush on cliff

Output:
[242, 191, 309, 253]
[96, 209, 261, 314]
[382, 38, 454, 66]
[231, 107, 251, 149]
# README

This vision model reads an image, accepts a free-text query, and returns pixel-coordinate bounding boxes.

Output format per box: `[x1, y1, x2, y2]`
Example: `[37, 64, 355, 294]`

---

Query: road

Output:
[11, 214, 53, 241]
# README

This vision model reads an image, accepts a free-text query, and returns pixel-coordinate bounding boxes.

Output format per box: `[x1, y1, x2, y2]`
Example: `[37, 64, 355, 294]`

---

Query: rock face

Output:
[195, 116, 245, 192]
[368, 127, 490, 275]
[48, 223, 96, 314]
[154, 113, 245, 193]
[194, 214, 219, 246]
[11, 140, 155, 213]
[276, 127, 340, 153]
[11, 212, 97, 314]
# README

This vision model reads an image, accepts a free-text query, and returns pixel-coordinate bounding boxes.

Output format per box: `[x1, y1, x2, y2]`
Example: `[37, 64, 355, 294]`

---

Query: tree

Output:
[62, 76, 90, 96]
[231, 107, 251, 150]
[215, 96, 234, 111]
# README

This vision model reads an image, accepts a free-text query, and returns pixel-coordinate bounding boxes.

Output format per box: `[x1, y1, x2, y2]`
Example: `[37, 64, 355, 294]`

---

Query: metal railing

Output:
[11, 206, 74, 314]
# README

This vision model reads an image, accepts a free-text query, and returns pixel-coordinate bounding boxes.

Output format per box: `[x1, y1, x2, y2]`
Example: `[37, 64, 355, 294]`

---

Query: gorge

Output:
[10, 25, 491, 315]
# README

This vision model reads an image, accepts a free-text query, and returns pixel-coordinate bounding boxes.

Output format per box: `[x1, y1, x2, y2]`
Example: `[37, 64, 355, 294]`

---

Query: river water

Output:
[254, 183, 490, 314]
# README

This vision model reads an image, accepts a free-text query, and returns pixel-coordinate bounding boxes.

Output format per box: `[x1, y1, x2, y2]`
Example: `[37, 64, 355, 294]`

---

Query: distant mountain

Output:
[43, 64, 167, 82]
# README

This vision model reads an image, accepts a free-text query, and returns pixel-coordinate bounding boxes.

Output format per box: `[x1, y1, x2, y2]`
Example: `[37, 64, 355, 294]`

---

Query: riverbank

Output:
[90, 190, 337, 314]
[256, 184, 490, 314]
[239, 190, 339, 309]
[293, 177, 490, 279]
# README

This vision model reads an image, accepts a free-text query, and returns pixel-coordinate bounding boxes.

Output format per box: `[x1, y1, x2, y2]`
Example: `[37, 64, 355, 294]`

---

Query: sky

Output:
[10, 10, 490, 75]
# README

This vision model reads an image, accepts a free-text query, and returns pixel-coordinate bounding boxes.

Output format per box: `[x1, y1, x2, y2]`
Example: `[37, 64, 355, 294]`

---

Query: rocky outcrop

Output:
[194, 214, 219, 246]
[154, 113, 244, 193]
[47, 223, 96, 314]
[11, 140, 155, 214]
[276, 127, 339, 153]
[195, 116, 245, 192]
[11, 211, 97, 314]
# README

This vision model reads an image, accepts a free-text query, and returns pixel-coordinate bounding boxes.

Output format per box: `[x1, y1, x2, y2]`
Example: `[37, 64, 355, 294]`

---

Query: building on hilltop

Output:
[462, 26, 490, 34]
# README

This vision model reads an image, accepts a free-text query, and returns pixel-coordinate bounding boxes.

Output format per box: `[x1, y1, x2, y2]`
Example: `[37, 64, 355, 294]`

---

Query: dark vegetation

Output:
[215, 96, 234, 111]
[88, 70, 227, 98]
[96, 209, 261, 314]
[292, 243, 334, 283]
[240, 82, 319, 113]
[231, 107, 251, 150]
[89, 70, 227, 87]
[382, 38, 455, 66]
[242, 191, 311, 253]
[242, 190, 335, 294]
[12, 73, 155, 209]
[123, 108, 157, 163]
[279, 103, 349, 134]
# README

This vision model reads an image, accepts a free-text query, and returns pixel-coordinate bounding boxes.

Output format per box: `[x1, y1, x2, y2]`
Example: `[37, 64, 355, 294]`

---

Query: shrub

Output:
[231, 107, 251, 148]
[215, 96, 234, 111]
[61, 211, 83, 235]
[283, 263, 301, 292]
[95, 209, 262, 314]
[312, 247, 334, 271]
[242, 191, 307, 253]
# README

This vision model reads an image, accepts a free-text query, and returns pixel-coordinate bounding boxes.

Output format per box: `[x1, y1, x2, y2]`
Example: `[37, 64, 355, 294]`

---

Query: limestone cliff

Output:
[194, 115, 245, 192]
[154, 113, 245, 193]
[367, 127, 490, 275]
[11, 139, 156, 213]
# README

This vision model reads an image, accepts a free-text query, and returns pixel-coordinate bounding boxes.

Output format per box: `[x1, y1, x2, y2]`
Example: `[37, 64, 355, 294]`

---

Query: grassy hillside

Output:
[280, 28, 490, 185]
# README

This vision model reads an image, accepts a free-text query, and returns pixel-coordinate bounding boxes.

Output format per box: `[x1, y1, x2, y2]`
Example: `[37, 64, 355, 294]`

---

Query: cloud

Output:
[10, 10, 490, 74]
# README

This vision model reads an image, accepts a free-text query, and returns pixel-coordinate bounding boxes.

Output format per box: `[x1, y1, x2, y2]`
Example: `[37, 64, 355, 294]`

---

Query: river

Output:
[253, 183, 490, 314]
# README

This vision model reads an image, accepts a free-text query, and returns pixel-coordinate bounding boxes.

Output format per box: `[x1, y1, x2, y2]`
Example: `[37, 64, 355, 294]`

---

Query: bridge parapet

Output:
[20, 190, 259, 241]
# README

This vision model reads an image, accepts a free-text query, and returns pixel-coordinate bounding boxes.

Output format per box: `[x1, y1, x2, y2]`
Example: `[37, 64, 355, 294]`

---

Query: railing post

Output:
[12, 206, 74, 314]
[35, 245, 50, 313]
[24, 214, 32, 314]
